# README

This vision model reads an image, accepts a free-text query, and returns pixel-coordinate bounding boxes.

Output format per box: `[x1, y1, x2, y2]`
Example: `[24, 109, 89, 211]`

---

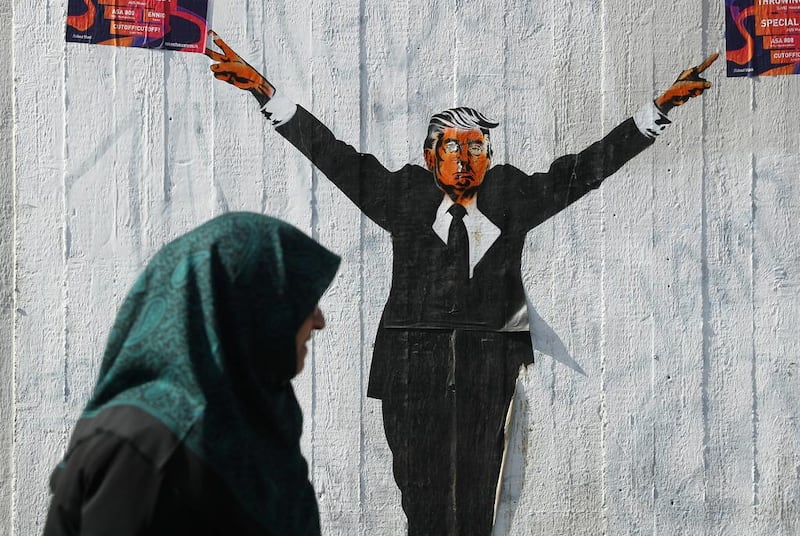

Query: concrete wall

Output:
[1, 0, 15, 531]
[6, 0, 800, 534]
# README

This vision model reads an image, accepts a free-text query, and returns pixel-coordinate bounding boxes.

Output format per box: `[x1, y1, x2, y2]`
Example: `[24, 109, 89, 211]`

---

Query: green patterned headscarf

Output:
[74, 212, 340, 533]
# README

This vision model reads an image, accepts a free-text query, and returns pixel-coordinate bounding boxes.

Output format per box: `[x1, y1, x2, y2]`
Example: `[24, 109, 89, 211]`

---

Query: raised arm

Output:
[508, 54, 718, 231]
[205, 31, 403, 231]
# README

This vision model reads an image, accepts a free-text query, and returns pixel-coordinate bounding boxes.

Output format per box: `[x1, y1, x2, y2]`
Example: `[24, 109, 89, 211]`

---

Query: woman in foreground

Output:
[44, 212, 340, 535]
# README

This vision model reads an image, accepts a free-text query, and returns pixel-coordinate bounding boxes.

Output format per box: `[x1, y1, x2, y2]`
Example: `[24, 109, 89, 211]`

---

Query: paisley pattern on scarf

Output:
[70, 212, 340, 534]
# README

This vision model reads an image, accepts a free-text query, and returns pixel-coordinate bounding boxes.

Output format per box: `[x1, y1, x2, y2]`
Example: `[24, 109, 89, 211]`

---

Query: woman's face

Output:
[295, 306, 325, 374]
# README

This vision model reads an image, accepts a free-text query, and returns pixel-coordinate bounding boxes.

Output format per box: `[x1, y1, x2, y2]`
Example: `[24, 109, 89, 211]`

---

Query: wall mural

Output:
[65, 0, 209, 53]
[206, 32, 717, 535]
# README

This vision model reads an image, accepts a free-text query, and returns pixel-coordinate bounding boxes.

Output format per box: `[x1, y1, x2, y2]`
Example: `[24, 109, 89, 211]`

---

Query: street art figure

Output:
[206, 32, 717, 535]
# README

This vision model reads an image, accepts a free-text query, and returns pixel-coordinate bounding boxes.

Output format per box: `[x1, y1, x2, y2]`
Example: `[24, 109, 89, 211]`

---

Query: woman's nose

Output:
[312, 307, 326, 330]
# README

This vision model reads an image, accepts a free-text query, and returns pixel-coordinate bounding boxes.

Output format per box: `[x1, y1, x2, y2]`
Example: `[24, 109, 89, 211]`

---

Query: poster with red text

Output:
[66, 0, 209, 54]
[726, 0, 800, 76]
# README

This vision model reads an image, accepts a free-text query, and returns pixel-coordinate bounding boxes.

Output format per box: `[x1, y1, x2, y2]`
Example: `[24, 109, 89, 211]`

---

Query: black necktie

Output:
[447, 204, 469, 286]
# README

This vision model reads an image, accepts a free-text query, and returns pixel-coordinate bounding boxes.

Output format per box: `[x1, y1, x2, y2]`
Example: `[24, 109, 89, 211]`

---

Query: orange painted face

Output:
[424, 127, 491, 203]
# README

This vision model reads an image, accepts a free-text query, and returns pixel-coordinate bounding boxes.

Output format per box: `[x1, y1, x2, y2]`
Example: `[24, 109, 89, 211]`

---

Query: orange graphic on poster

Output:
[66, 0, 96, 32]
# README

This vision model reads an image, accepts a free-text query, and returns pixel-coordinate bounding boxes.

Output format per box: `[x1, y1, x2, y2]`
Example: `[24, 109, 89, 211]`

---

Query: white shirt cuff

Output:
[633, 101, 672, 140]
[260, 93, 297, 127]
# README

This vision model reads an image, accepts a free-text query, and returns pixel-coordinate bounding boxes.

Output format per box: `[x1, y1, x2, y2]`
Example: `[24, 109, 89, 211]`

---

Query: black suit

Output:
[276, 107, 654, 534]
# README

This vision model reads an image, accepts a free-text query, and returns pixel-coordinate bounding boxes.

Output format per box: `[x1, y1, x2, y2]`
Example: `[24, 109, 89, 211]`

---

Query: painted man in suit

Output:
[206, 32, 716, 535]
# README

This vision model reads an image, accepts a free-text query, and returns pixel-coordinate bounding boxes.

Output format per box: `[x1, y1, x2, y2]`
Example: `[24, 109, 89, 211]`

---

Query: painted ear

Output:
[423, 149, 436, 171]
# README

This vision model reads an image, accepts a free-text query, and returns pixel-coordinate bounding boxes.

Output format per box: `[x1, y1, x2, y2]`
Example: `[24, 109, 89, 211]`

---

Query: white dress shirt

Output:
[431, 195, 501, 279]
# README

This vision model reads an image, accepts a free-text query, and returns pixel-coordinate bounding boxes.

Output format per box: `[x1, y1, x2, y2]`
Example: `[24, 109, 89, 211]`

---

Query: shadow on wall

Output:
[527, 299, 586, 376]
[491, 303, 581, 534]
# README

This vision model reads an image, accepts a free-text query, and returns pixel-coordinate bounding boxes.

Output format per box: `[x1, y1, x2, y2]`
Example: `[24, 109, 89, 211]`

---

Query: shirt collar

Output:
[436, 194, 478, 221]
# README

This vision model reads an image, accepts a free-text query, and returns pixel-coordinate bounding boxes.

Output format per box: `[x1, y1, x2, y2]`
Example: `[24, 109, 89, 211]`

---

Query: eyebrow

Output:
[441, 137, 485, 143]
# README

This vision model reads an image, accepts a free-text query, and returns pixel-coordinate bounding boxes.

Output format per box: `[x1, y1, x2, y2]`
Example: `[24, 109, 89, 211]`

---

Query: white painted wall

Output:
[1, 0, 14, 531]
[7, 0, 800, 534]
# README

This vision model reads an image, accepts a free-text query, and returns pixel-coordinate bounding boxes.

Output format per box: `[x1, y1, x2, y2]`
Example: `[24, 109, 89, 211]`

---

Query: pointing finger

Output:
[211, 34, 238, 60]
[205, 48, 225, 62]
[696, 52, 720, 74]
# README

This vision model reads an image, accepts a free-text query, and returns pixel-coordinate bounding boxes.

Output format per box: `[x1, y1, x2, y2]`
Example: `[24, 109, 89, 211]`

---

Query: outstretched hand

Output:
[205, 30, 276, 104]
[655, 53, 718, 113]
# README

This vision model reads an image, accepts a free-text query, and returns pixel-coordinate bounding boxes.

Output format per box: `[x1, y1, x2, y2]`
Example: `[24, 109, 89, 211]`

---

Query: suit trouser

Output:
[377, 329, 531, 536]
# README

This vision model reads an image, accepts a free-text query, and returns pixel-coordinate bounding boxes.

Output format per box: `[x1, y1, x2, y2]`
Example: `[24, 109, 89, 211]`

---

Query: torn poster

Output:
[66, 0, 209, 53]
[726, 0, 800, 76]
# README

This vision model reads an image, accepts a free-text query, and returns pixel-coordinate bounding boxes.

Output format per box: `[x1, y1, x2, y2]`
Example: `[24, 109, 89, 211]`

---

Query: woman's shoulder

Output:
[44, 423, 168, 536]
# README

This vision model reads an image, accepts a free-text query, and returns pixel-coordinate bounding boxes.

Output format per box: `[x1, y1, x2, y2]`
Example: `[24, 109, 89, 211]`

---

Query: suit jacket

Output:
[276, 107, 654, 395]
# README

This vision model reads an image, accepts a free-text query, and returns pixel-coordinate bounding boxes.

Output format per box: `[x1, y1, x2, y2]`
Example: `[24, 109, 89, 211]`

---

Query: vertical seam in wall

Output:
[649, 22, 658, 531]
[244, 0, 252, 37]
[543, 0, 555, 408]
[451, 0, 458, 107]
[651, 421, 657, 535]
[699, 52, 712, 527]
[699, 0, 712, 524]
[550, 3, 559, 151]
[161, 57, 168, 210]
[163, 57, 172, 211]
[209, 50, 216, 220]
[10, 1, 18, 530]
[308, 5, 317, 487]
[599, 0, 608, 531]
[357, 0, 367, 529]
[503, 0, 509, 163]
[258, 0, 269, 216]
[501, 0, 508, 166]
[61, 26, 70, 457]
[649, 23, 656, 400]
[749, 83, 760, 513]
[547, 3, 561, 410]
